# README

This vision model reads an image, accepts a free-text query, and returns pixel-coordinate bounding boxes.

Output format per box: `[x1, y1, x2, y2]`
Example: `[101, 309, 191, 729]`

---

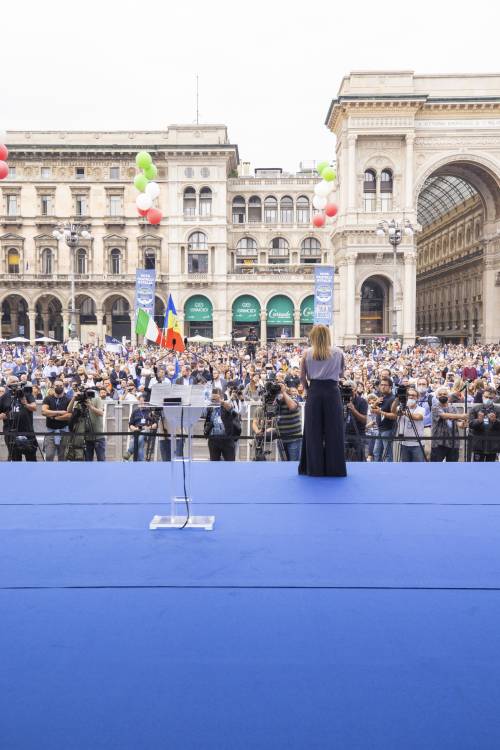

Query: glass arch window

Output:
[363, 169, 376, 212]
[300, 237, 321, 263]
[183, 187, 196, 217]
[188, 231, 208, 273]
[380, 169, 393, 211]
[188, 231, 208, 250]
[8, 248, 20, 274]
[110, 248, 121, 275]
[264, 196, 278, 223]
[248, 196, 262, 223]
[236, 237, 257, 259]
[199, 187, 212, 217]
[360, 278, 385, 334]
[232, 195, 246, 224]
[41, 248, 53, 274]
[269, 237, 289, 264]
[280, 196, 293, 223]
[296, 196, 310, 224]
[76, 248, 87, 274]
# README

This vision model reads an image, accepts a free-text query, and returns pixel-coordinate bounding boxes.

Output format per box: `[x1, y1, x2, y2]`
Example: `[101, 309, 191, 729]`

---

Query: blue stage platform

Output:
[1, 462, 499, 750]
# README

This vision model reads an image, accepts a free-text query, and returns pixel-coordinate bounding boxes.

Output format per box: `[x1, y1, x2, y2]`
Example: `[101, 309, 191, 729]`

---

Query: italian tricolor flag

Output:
[135, 308, 167, 347]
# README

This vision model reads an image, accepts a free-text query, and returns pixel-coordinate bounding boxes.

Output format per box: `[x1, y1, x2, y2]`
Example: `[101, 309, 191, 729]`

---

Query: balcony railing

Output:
[229, 263, 318, 276]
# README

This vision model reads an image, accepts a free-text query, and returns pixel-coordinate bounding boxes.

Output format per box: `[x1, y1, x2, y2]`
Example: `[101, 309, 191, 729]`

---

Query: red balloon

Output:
[137, 207, 148, 217]
[147, 208, 163, 225]
[313, 213, 325, 228]
[0, 144, 8, 161]
[0, 161, 9, 180]
[325, 202, 338, 217]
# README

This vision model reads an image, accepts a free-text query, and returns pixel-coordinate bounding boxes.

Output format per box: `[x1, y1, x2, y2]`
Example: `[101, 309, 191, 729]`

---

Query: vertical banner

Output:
[313, 266, 335, 325]
[134, 269, 156, 319]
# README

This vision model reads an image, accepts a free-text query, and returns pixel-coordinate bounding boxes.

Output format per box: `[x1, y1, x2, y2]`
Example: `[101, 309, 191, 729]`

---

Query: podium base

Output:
[149, 514, 215, 531]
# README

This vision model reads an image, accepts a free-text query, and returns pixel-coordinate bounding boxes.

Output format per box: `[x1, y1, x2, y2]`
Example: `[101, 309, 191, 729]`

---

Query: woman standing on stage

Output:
[298, 324, 346, 477]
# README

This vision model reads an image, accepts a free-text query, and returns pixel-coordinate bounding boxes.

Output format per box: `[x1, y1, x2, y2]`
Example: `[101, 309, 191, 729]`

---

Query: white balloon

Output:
[145, 181, 160, 199]
[312, 195, 327, 210]
[136, 193, 152, 211]
[314, 180, 331, 197]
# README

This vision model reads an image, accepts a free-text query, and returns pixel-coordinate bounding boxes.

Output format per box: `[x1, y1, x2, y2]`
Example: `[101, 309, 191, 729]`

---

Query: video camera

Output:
[8, 382, 33, 400]
[396, 383, 408, 408]
[261, 380, 282, 417]
[339, 382, 354, 405]
[74, 386, 96, 404]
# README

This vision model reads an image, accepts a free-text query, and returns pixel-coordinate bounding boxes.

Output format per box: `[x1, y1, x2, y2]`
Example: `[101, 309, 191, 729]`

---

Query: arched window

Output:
[248, 196, 262, 223]
[41, 248, 53, 275]
[236, 237, 257, 264]
[80, 298, 95, 317]
[199, 187, 212, 217]
[296, 195, 310, 224]
[360, 278, 385, 334]
[188, 231, 208, 273]
[300, 237, 321, 263]
[144, 248, 156, 270]
[183, 187, 196, 217]
[363, 169, 376, 212]
[280, 196, 293, 224]
[380, 169, 393, 211]
[76, 248, 87, 274]
[232, 195, 246, 224]
[188, 231, 208, 250]
[269, 237, 289, 264]
[8, 249, 20, 274]
[110, 248, 121, 275]
[264, 196, 278, 223]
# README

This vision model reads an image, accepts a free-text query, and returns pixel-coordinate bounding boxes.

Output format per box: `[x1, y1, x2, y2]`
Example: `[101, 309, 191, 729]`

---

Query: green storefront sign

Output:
[266, 295, 294, 326]
[300, 295, 315, 324]
[184, 295, 213, 322]
[232, 295, 261, 323]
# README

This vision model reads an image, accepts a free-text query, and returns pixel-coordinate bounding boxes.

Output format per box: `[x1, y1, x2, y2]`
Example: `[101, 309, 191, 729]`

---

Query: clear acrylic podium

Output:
[148, 384, 215, 531]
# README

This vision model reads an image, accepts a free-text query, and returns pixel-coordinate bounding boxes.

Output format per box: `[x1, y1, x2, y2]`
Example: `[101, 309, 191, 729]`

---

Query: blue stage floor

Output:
[1, 463, 499, 750]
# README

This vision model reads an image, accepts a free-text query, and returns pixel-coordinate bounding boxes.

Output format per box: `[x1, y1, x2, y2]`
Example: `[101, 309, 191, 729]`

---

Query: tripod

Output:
[253, 406, 286, 461]
[394, 403, 428, 462]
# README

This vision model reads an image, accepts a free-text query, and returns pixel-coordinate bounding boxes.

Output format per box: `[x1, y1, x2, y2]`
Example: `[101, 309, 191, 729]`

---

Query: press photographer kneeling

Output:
[66, 386, 105, 462]
[0, 376, 38, 461]
[252, 380, 302, 461]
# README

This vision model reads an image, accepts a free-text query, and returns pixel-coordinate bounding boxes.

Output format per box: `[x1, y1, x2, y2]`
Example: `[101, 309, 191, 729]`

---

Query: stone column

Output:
[11, 311, 18, 336]
[347, 134, 357, 211]
[62, 312, 69, 342]
[482, 240, 500, 343]
[260, 310, 267, 346]
[403, 249, 417, 344]
[28, 310, 36, 344]
[294, 310, 301, 340]
[345, 252, 357, 343]
[405, 134, 415, 210]
[96, 309, 104, 346]
[40, 302, 49, 336]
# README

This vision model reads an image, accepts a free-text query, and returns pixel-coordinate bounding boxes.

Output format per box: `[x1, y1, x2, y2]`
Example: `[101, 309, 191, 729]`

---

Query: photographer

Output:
[41, 379, 71, 461]
[370, 377, 397, 462]
[430, 387, 467, 463]
[343, 381, 368, 461]
[252, 382, 302, 461]
[67, 387, 105, 462]
[202, 388, 240, 461]
[396, 386, 425, 462]
[124, 395, 158, 461]
[0, 376, 38, 461]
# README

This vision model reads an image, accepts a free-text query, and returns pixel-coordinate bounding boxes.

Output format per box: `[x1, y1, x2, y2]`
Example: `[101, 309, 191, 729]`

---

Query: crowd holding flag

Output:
[135, 293, 185, 353]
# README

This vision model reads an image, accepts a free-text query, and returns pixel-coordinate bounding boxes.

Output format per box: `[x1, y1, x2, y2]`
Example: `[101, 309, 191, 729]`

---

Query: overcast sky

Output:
[2, 0, 499, 171]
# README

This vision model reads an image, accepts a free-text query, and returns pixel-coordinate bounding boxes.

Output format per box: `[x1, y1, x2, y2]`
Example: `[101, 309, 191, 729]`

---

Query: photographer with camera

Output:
[395, 385, 425, 462]
[343, 381, 368, 461]
[0, 376, 38, 461]
[124, 395, 158, 461]
[370, 377, 397, 462]
[202, 388, 240, 461]
[67, 387, 105, 461]
[252, 381, 302, 461]
[41, 379, 71, 461]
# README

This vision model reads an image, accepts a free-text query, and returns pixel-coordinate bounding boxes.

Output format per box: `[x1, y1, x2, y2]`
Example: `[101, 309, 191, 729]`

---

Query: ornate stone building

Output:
[0, 127, 330, 345]
[326, 70, 500, 345]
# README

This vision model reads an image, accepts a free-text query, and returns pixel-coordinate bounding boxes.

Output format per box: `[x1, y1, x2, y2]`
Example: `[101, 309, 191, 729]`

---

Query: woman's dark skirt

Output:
[298, 379, 347, 477]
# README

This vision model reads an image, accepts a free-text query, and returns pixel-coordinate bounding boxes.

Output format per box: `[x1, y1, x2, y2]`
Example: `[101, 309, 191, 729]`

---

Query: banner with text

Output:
[313, 266, 335, 325]
[134, 269, 156, 318]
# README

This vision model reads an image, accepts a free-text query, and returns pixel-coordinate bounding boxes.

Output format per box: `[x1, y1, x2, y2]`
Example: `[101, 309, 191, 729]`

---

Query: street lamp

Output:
[52, 222, 92, 340]
[375, 218, 414, 339]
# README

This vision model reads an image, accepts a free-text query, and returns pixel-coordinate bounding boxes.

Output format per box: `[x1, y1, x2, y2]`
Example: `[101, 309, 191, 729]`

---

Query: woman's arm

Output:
[299, 354, 308, 391]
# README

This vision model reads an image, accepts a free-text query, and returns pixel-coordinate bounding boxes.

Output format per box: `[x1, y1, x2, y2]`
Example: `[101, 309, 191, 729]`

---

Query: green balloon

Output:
[322, 167, 336, 182]
[316, 160, 329, 176]
[136, 151, 153, 169]
[134, 173, 149, 192]
[144, 163, 158, 180]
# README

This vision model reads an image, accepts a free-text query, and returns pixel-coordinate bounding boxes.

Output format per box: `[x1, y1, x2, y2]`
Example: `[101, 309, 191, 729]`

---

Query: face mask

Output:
[407, 398, 416, 408]
[483, 398, 493, 405]
[438, 396, 448, 404]
[417, 386, 427, 395]
[54, 387, 64, 395]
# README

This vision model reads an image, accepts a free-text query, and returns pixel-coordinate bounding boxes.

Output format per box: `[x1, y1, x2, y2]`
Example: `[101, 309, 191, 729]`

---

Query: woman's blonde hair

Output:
[309, 324, 331, 360]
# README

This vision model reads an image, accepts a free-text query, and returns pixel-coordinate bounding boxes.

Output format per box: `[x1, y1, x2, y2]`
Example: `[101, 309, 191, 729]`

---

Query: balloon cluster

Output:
[312, 160, 338, 228]
[0, 142, 10, 181]
[134, 151, 163, 225]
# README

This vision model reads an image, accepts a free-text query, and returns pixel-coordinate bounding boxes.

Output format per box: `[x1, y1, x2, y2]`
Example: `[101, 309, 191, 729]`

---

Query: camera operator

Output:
[124, 395, 158, 461]
[343, 381, 368, 461]
[252, 382, 302, 461]
[0, 376, 38, 461]
[430, 387, 467, 463]
[395, 386, 425, 462]
[370, 377, 397, 462]
[41, 379, 71, 461]
[67, 387, 105, 461]
[202, 387, 240, 461]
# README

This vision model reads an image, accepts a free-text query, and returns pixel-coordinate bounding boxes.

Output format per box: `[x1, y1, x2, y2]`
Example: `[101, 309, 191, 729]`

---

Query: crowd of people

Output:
[0, 336, 499, 462]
